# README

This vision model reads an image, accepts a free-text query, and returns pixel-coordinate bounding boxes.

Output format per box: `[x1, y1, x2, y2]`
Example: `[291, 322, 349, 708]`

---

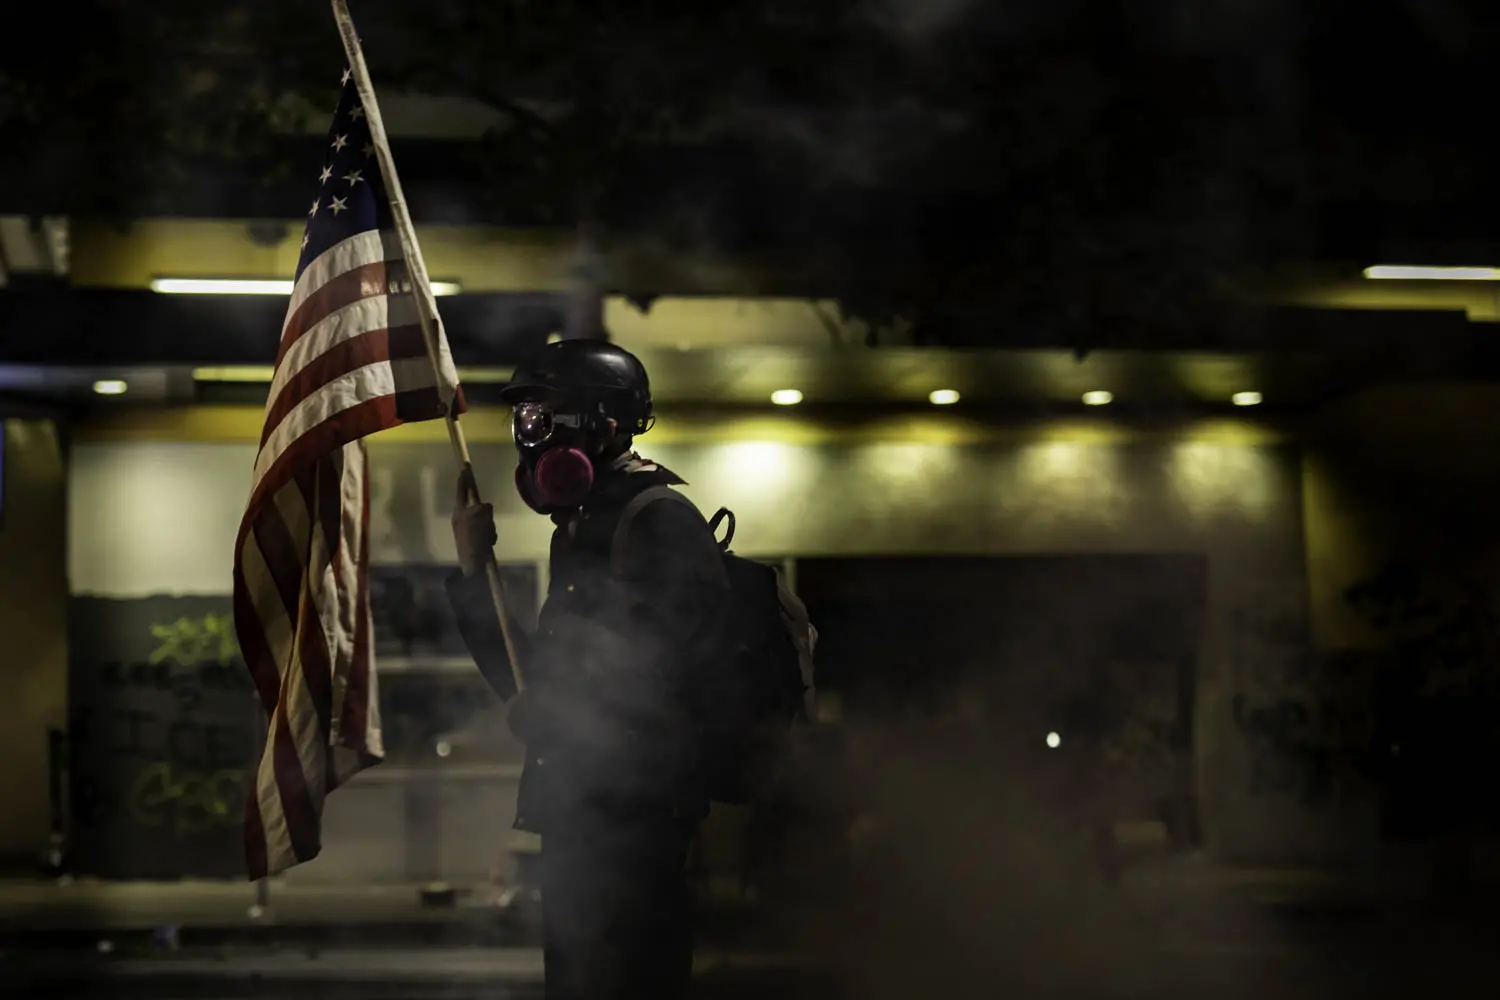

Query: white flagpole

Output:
[330, 0, 526, 693]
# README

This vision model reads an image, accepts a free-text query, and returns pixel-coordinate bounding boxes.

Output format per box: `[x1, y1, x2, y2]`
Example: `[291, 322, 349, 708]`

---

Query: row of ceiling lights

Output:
[87, 379, 1269, 407]
[768, 388, 1264, 407]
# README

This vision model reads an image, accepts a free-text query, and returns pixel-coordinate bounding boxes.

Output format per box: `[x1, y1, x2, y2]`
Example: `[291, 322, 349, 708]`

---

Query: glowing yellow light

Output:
[151, 278, 461, 296]
[928, 389, 960, 406]
[1168, 440, 1276, 520]
[1363, 265, 1500, 281]
[1046, 731, 1061, 749]
[92, 379, 128, 395]
[1231, 391, 1263, 407]
[770, 389, 804, 406]
[191, 364, 514, 384]
[704, 441, 809, 505]
[190, 366, 275, 382]
[1081, 390, 1113, 406]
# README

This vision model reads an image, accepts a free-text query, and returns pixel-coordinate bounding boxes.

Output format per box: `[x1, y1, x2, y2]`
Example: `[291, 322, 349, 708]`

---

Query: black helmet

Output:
[501, 340, 653, 435]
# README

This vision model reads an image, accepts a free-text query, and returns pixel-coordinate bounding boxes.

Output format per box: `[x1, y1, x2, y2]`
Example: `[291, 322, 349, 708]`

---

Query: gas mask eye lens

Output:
[512, 403, 555, 446]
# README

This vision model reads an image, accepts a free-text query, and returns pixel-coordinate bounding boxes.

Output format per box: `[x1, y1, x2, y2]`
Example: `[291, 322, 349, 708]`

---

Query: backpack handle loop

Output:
[707, 507, 735, 551]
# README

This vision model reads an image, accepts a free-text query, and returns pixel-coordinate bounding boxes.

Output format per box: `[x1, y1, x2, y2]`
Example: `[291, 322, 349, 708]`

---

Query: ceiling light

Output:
[92, 379, 128, 395]
[150, 278, 462, 296]
[1081, 390, 1113, 406]
[928, 389, 960, 406]
[1232, 391, 1263, 407]
[191, 366, 275, 382]
[151, 279, 290, 295]
[190, 364, 514, 384]
[770, 389, 803, 406]
[1363, 265, 1500, 281]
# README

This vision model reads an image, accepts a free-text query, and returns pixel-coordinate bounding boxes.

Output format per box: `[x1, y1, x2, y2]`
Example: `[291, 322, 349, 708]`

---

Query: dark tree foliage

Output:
[4, 0, 1499, 348]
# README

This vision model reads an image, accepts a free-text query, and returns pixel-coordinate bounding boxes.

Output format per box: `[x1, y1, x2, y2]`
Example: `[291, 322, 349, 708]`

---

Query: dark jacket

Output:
[446, 465, 727, 833]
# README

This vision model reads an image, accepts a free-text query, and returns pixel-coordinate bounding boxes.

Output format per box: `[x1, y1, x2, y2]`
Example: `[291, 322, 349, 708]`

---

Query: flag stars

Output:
[343, 169, 364, 187]
[329, 195, 349, 216]
[319, 165, 333, 185]
[309, 198, 320, 218]
[349, 104, 365, 121]
[341, 68, 352, 86]
[361, 142, 374, 158]
[301, 234, 310, 251]
[331, 134, 349, 152]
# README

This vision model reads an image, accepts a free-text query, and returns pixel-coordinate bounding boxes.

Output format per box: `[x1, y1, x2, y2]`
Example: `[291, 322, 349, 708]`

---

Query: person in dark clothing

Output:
[447, 340, 727, 1000]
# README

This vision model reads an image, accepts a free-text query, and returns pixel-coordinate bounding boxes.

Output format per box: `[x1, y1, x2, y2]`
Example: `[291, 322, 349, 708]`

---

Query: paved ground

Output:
[7, 920, 1500, 1000]
[0, 876, 536, 951]
[5, 857, 1499, 999]
[0, 876, 500, 930]
[0, 855, 1445, 930]
[4, 946, 847, 999]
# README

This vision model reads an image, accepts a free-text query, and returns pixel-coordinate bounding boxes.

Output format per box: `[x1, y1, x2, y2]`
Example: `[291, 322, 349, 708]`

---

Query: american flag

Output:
[233, 66, 464, 879]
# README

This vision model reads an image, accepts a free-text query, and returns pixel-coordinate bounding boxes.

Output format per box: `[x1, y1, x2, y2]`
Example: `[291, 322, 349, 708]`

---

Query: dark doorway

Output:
[797, 554, 1208, 849]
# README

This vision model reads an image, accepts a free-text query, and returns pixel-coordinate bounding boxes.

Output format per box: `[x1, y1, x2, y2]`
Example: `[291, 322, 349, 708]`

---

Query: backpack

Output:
[612, 486, 816, 804]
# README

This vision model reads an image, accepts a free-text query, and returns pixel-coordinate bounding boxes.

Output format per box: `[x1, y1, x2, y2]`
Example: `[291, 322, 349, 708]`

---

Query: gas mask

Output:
[511, 401, 603, 514]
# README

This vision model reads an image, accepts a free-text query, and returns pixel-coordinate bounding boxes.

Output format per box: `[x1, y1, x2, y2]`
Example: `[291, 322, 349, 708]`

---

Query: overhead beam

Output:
[68, 217, 804, 300]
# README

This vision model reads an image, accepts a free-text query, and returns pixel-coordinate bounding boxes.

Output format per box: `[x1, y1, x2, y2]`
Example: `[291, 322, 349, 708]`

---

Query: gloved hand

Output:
[451, 467, 497, 577]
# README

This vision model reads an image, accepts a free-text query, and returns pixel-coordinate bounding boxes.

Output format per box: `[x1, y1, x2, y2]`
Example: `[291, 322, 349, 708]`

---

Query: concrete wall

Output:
[62, 412, 1333, 875]
[0, 419, 68, 869]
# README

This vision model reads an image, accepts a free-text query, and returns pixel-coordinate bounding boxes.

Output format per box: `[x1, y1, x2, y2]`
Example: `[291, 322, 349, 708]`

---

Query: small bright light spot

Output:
[770, 389, 804, 406]
[435, 740, 452, 758]
[1231, 391, 1263, 407]
[92, 379, 128, 396]
[1363, 265, 1500, 281]
[1045, 731, 1061, 749]
[929, 389, 961, 406]
[1081, 390, 1113, 406]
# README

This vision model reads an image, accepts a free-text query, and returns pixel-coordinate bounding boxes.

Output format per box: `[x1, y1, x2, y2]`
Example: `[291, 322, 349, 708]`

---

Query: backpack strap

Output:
[707, 508, 735, 550]
[610, 485, 724, 578]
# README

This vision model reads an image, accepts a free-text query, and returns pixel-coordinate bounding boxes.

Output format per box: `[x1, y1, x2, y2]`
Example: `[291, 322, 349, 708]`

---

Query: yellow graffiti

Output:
[127, 762, 247, 837]
[148, 614, 239, 667]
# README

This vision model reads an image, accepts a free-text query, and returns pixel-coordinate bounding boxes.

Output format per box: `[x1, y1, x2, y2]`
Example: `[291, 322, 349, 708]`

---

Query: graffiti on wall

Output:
[1230, 576, 1377, 807]
[1230, 675, 1373, 806]
[1230, 554, 1500, 825]
[73, 613, 254, 835]
[70, 599, 258, 878]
